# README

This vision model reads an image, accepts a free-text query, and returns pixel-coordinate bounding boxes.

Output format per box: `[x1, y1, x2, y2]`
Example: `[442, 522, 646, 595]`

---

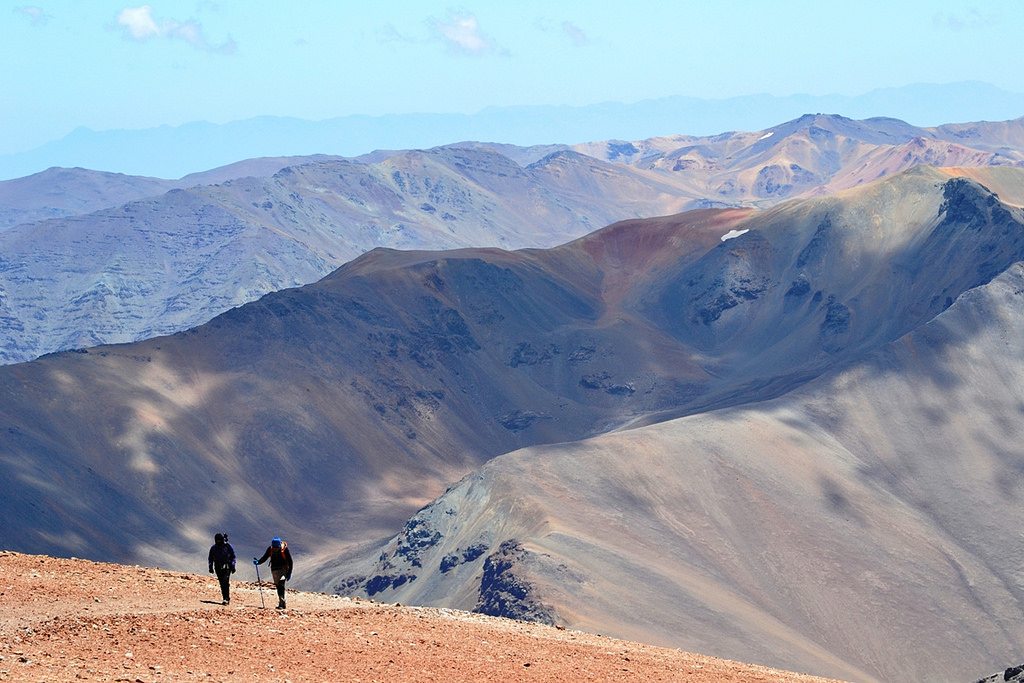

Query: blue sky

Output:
[4, 1, 1024, 155]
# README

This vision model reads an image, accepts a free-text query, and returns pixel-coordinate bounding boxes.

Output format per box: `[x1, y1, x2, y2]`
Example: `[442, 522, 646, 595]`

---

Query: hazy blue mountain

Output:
[0, 168, 175, 230]
[3, 81, 1022, 180]
[0, 156, 346, 231]
[0, 147, 697, 364]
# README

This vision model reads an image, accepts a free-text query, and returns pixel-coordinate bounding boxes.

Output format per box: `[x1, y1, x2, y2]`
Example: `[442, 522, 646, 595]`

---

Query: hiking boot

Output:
[277, 599, 286, 609]
[223, 599, 230, 605]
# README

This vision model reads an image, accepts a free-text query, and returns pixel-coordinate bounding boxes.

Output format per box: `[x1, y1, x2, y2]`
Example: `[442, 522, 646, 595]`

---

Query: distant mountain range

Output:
[1, 112, 1023, 365]
[2, 81, 1023, 180]
[2, 165, 1024, 680]
[0, 147, 697, 364]
[0, 156, 346, 229]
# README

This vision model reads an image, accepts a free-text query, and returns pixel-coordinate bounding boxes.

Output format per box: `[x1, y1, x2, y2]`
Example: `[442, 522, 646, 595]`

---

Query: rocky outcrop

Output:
[473, 541, 556, 625]
[977, 664, 1024, 682]
[439, 543, 489, 573]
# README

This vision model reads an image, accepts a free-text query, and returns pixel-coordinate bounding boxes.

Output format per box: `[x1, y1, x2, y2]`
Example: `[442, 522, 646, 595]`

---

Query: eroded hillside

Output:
[326, 224, 1024, 680]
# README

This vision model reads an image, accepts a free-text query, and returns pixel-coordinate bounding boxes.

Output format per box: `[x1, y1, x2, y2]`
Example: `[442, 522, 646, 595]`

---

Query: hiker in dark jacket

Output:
[254, 536, 293, 609]
[207, 532, 236, 605]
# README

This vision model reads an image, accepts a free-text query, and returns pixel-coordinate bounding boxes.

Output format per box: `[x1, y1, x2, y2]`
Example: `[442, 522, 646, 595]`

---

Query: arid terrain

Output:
[0, 551, 840, 682]
[7, 4, 1024, 680]
[4, 167, 1024, 679]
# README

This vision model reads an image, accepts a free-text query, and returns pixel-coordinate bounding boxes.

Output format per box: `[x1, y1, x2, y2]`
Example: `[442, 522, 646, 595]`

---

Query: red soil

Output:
[0, 551, 842, 682]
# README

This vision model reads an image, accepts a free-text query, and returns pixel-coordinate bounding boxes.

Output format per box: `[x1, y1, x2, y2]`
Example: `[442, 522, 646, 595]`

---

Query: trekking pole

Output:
[254, 561, 266, 609]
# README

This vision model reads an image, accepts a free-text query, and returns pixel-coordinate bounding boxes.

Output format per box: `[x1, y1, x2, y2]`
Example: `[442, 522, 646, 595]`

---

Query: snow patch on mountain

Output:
[720, 228, 750, 241]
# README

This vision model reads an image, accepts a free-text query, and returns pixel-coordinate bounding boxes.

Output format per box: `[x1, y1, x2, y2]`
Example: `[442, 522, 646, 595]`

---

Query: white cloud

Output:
[117, 5, 160, 39]
[13, 6, 52, 25]
[428, 11, 496, 55]
[115, 5, 236, 54]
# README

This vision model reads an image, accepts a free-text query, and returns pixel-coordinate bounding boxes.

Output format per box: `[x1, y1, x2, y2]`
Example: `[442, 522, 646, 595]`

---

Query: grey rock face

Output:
[976, 664, 1024, 682]
[473, 541, 556, 625]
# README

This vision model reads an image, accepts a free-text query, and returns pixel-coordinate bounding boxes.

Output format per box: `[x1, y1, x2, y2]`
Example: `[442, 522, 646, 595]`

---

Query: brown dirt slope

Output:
[0, 551, 840, 682]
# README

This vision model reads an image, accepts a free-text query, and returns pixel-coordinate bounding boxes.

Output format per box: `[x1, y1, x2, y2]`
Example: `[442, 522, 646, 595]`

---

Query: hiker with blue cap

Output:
[254, 536, 293, 609]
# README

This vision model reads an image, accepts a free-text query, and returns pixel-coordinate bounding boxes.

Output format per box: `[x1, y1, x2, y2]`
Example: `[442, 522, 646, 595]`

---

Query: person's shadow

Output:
[198, 600, 226, 605]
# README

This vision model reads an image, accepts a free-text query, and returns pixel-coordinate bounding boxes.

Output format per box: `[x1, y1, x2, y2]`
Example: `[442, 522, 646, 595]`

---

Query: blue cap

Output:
[272, 536, 282, 547]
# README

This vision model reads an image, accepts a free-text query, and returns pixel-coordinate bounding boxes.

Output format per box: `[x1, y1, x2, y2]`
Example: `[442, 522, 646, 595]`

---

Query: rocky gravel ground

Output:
[0, 551, 841, 682]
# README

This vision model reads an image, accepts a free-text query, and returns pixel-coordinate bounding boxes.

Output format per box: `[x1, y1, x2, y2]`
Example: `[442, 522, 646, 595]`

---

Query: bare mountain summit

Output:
[574, 113, 1024, 204]
[318, 167, 1024, 681]
[325, 260, 1024, 681]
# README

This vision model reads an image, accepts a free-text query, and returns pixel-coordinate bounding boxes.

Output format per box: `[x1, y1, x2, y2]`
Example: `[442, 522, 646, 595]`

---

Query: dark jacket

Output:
[257, 543, 293, 576]
[208, 541, 236, 572]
